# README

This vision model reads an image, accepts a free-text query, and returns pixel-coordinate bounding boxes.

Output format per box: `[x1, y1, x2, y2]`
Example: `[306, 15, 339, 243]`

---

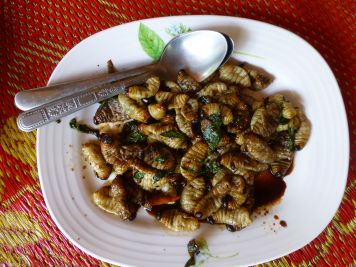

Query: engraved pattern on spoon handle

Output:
[17, 72, 152, 132]
[14, 63, 157, 111]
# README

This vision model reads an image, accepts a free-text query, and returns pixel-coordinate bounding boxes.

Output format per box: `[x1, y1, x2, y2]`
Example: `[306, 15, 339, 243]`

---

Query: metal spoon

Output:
[16, 30, 234, 132]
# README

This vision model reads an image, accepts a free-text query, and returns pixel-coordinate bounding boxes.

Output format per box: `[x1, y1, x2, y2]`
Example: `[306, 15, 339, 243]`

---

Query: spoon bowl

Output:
[157, 30, 231, 81]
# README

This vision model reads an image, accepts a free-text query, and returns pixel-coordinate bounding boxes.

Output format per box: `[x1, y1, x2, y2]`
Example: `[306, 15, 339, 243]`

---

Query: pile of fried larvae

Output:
[82, 62, 311, 232]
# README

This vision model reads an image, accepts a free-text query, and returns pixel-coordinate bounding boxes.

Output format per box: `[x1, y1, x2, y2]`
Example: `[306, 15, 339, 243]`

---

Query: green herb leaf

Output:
[154, 155, 166, 163]
[278, 103, 289, 125]
[202, 114, 222, 151]
[202, 161, 221, 175]
[198, 96, 212, 104]
[181, 166, 199, 174]
[138, 23, 165, 61]
[123, 121, 147, 143]
[287, 127, 295, 151]
[203, 124, 221, 151]
[161, 130, 186, 139]
[153, 171, 167, 182]
[69, 118, 78, 129]
[208, 114, 222, 126]
[279, 116, 289, 124]
[69, 118, 99, 137]
[127, 131, 146, 143]
[166, 23, 192, 37]
[133, 171, 145, 181]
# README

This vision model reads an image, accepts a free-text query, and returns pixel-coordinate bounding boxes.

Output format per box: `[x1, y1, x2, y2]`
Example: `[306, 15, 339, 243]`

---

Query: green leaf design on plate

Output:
[138, 23, 165, 61]
[234, 50, 264, 59]
[166, 23, 192, 37]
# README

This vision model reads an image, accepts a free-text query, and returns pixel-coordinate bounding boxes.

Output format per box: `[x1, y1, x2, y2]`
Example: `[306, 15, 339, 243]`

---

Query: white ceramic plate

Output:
[37, 15, 349, 267]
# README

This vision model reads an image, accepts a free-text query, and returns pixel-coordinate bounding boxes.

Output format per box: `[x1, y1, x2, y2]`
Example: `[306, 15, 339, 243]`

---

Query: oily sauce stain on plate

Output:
[253, 160, 293, 211]
[253, 170, 286, 209]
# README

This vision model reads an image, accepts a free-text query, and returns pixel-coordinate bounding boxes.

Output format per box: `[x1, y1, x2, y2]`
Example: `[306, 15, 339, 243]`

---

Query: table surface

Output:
[1, 1, 355, 266]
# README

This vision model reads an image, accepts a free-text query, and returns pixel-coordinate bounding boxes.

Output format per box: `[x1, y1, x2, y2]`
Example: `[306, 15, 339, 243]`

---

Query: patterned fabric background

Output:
[0, 0, 355, 266]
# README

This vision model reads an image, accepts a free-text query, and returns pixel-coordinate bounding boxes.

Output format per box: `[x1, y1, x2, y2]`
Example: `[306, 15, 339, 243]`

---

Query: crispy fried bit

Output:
[164, 80, 182, 93]
[82, 142, 112, 179]
[127, 76, 160, 101]
[181, 177, 206, 214]
[93, 176, 138, 220]
[143, 144, 176, 171]
[180, 141, 209, 181]
[168, 94, 190, 110]
[246, 69, 272, 91]
[294, 108, 311, 150]
[94, 98, 129, 125]
[139, 123, 188, 149]
[212, 207, 252, 229]
[250, 106, 278, 139]
[159, 209, 199, 231]
[197, 82, 228, 97]
[130, 159, 178, 192]
[219, 64, 251, 87]
[221, 152, 268, 175]
[177, 70, 201, 92]
[148, 103, 166, 120]
[228, 176, 248, 208]
[194, 177, 231, 219]
[118, 94, 150, 122]
[243, 133, 277, 164]
[181, 98, 199, 121]
[175, 111, 194, 138]
[155, 91, 174, 103]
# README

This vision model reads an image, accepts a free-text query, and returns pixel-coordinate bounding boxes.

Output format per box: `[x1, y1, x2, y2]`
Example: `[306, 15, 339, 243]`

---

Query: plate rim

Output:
[37, 14, 350, 266]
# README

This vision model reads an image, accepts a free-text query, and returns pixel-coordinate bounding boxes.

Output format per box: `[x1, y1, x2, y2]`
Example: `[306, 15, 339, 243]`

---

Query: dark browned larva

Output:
[79, 62, 310, 232]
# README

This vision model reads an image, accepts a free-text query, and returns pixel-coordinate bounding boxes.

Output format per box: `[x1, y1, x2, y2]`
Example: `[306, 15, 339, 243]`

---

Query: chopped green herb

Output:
[287, 127, 295, 151]
[279, 116, 289, 124]
[161, 130, 186, 139]
[154, 155, 166, 163]
[278, 103, 289, 124]
[153, 171, 167, 182]
[202, 161, 221, 175]
[208, 114, 222, 126]
[69, 118, 78, 129]
[123, 121, 147, 143]
[202, 114, 223, 151]
[198, 96, 212, 104]
[127, 131, 146, 143]
[69, 118, 99, 137]
[181, 166, 199, 174]
[133, 171, 144, 181]
[203, 124, 221, 151]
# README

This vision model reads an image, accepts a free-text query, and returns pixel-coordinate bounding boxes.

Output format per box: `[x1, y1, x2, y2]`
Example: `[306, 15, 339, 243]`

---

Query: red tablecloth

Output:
[1, 1, 355, 266]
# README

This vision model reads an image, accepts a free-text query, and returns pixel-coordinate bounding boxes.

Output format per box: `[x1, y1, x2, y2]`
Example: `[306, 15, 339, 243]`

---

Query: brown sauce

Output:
[280, 220, 287, 227]
[253, 170, 286, 210]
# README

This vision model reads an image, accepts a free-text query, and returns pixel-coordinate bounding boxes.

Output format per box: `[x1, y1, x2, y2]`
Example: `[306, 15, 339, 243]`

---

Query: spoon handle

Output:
[16, 72, 153, 132]
[14, 63, 157, 111]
